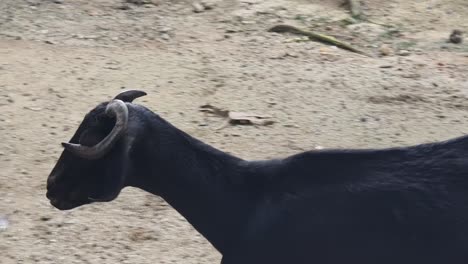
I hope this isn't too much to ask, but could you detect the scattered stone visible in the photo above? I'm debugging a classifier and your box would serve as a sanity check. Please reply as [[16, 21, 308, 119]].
[[268, 51, 289, 60], [341, 17, 358, 25], [379, 65, 393, 68], [44, 40, 55, 45], [285, 52, 298, 58], [0, 216, 8, 231], [241, 20, 255, 25], [397, 49, 410, 56], [23, 106, 42, 111], [192, 2, 205, 13], [346, 23, 386, 40], [159, 27, 172, 33], [86, 9, 102, 16], [73, 35, 97, 40], [160, 34, 170, 40], [125, 0, 156, 5], [26, 0, 40, 6], [401, 73, 421, 79], [104, 66, 121, 70], [115, 4, 131, 10], [283, 124, 299, 128], [379, 44, 394, 56], [40, 216, 51, 221], [129, 229, 158, 242], [200, 0, 216, 10], [449, 29, 463, 44]]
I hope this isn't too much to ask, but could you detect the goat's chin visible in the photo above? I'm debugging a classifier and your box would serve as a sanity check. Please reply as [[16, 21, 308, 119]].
[[88, 188, 122, 203], [49, 198, 90, 211], [87, 195, 117, 203], [48, 187, 122, 210]]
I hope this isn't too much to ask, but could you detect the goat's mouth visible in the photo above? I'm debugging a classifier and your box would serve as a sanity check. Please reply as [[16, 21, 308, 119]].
[[47, 189, 120, 210], [48, 197, 89, 210], [47, 191, 91, 210]]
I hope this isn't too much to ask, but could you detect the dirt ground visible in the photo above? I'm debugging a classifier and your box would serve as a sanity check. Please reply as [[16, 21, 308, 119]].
[[0, 0, 467, 263]]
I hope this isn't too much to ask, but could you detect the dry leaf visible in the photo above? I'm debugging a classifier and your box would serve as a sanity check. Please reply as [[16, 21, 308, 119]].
[[199, 104, 229, 117], [200, 104, 274, 128], [23, 106, 43, 111], [228, 111, 274, 126]]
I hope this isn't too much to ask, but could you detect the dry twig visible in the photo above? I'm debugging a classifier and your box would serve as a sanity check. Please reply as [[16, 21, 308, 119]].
[[268, 24, 370, 57]]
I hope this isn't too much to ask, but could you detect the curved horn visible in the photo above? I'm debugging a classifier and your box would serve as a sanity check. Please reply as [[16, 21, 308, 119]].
[[114, 90, 147, 103], [62, 100, 129, 160]]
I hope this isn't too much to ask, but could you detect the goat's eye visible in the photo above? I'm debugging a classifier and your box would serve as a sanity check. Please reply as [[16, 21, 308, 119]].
[[79, 129, 106, 147]]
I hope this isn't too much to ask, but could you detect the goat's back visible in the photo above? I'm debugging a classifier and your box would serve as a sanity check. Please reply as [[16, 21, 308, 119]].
[[230, 135, 468, 264]]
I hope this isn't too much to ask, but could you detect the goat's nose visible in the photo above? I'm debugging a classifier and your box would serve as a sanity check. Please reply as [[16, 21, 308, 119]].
[[47, 177, 56, 191], [46, 190, 53, 200], [47, 164, 64, 188], [46, 182, 61, 200], [46, 177, 56, 191]]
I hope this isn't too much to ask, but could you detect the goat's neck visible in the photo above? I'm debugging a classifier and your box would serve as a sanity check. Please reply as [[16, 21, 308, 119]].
[[130, 121, 251, 254]]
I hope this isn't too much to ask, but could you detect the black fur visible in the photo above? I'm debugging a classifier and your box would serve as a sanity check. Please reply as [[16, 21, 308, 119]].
[[47, 99, 468, 264]]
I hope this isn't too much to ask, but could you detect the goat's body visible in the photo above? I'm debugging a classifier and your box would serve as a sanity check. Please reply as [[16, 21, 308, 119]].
[[133, 106, 468, 264], [224, 137, 468, 263], [47, 94, 468, 264]]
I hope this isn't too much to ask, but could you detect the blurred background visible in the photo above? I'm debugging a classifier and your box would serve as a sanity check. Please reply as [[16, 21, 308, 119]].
[[0, 0, 467, 263]]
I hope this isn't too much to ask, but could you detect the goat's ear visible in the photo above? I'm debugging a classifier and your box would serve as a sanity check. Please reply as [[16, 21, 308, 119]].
[[114, 90, 147, 103]]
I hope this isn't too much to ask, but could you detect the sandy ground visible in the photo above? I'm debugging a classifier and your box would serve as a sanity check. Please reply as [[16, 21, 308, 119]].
[[1, 0, 467, 263]]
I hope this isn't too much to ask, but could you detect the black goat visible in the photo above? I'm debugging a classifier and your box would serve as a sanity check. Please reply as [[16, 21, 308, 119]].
[[47, 90, 468, 264]]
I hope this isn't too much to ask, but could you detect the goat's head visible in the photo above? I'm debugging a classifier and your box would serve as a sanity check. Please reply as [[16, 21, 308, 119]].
[[46, 90, 147, 210]]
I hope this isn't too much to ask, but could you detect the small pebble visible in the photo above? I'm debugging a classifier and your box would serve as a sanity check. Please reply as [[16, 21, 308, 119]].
[[379, 44, 394, 56], [192, 2, 205, 13], [379, 65, 393, 68], [159, 27, 172, 33], [0, 217, 9, 231], [397, 50, 410, 56], [449, 29, 463, 44], [40, 216, 51, 221]]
